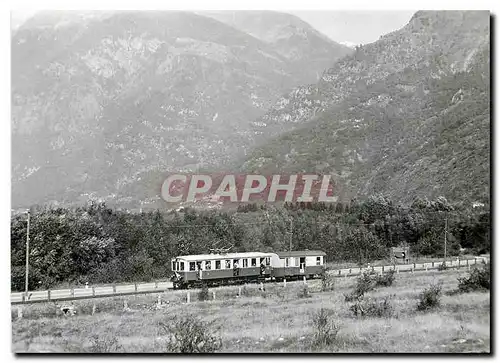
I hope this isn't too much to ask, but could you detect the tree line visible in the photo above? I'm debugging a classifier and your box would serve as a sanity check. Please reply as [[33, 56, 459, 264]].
[[11, 195, 489, 291]]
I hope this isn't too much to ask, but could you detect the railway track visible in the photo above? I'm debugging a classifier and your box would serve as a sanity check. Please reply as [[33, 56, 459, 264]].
[[11, 257, 488, 305]]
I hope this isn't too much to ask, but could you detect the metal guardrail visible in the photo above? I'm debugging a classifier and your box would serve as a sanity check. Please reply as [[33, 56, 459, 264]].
[[11, 257, 488, 305]]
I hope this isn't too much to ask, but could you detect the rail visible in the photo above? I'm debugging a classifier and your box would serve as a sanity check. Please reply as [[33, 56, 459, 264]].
[[11, 257, 488, 305]]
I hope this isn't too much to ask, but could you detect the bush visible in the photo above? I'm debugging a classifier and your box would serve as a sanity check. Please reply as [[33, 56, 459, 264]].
[[375, 269, 395, 287], [416, 284, 442, 311], [159, 315, 222, 353], [321, 269, 335, 292], [87, 335, 122, 353], [349, 296, 394, 318], [457, 263, 490, 293], [345, 270, 376, 301], [438, 262, 448, 271], [311, 308, 340, 347], [298, 285, 311, 299], [198, 284, 210, 301]]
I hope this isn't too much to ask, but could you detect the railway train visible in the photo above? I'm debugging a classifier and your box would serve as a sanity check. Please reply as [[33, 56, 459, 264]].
[[170, 250, 326, 289]]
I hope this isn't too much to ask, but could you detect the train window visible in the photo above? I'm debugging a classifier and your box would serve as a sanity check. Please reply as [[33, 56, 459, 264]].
[[176, 262, 180, 270], [225, 260, 231, 269], [180, 262, 185, 271], [243, 259, 248, 268], [316, 257, 321, 266], [171, 261, 175, 271], [285, 258, 289, 267], [251, 258, 257, 267], [265, 257, 271, 266], [233, 259, 240, 268], [190, 262, 196, 271], [206, 261, 212, 270], [215, 260, 221, 270]]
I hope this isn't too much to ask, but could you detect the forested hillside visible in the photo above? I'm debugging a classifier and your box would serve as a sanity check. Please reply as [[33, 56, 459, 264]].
[[241, 11, 490, 205], [11, 198, 489, 290]]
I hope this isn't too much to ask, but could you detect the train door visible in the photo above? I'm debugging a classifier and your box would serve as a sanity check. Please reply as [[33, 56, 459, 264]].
[[233, 259, 240, 276], [299, 257, 306, 274]]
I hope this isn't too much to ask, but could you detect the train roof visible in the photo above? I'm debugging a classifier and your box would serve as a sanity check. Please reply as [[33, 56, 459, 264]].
[[175, 252, 275, 261], [276, 250, 326, 257]]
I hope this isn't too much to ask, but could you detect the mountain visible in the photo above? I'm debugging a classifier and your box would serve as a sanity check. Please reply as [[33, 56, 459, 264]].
[[200, 11, 352, 84], [240, 11, 490, 205], [11, 11, 352, 209]]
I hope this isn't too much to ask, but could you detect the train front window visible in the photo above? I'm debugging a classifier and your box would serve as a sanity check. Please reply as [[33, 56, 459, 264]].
[[265, 257, 270, 266], [190, 262, 196, 271]]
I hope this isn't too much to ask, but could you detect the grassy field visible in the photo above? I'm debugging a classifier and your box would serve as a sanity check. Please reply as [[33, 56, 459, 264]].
[[11, 268, 490, 353]]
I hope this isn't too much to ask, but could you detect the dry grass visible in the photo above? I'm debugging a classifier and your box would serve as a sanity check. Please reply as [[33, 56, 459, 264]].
[[11, 269, 490, 353]]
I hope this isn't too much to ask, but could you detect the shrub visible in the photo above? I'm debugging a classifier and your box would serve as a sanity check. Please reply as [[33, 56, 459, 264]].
[[321, 269, 335, 292], [375, 269, 395, 287], [416, 284, 442, 311], [311, 308, 340, 347], [349, 296, 394, 318], [345, 270, 376, 301], [87, 335, 122, 353], [298, 285, 311, 299], [159, 315, 222, 353], [457, 263, 490, 293], [438, 262, 447, 271], [198, 284, 210, 301]]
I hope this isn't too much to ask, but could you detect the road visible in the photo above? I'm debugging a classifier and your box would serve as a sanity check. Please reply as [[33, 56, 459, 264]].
[[11, 257, 488, 305]]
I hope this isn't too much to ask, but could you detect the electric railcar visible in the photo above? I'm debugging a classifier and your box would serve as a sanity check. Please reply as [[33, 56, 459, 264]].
[[170, 250, 326, 289]]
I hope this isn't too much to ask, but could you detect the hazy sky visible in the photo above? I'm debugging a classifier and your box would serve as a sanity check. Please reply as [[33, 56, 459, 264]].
[[11, 10, 415, 44], [289, 11, 415, 44]]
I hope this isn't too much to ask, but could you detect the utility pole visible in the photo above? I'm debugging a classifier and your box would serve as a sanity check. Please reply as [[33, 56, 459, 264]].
[[444, 217, 448, 262], [289, 219, 293, 252], [25, 209, 31, 295]]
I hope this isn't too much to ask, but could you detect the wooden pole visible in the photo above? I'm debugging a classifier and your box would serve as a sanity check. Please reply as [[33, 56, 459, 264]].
[[92, 286, 95, 297], [47, 290, 51, 301], [25, 210, 30, 295], [303, 276, 307, 285], [17, 307, 23, 320], [283, 278, 287, 288], [92, 303, 96, 315], [212, 291, 216, 300], [187, 291, 191, 304], [444, 217, 448, 261]]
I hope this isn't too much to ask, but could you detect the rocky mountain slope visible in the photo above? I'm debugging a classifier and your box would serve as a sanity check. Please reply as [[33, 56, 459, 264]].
[[11, 11, 351, 209], [241, 11, 490, 205], [201, 11, 352, 85]]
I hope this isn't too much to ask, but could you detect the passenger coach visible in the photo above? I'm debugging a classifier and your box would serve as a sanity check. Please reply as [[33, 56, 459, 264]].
[[170, 252, 280, 289], [273, 250, 326, 281]]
